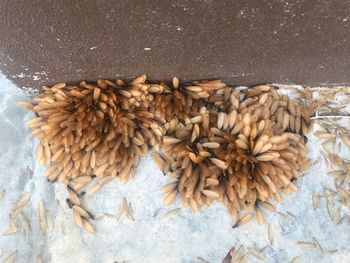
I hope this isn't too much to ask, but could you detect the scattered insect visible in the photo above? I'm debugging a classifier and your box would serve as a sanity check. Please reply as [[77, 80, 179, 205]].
[[291, 256, 300, 263], [255, 206, 264, 225], [297, 241, 316, 249], [197, 257, 209, 263], [233, 214, 253, 228], [312, 193, 320, 210], [247, 246, 266, 260], [13, 192, 30, 211], [164, 208, 181, 219], [38, 201, 47, 235], [268, 224, 275, 245], [312, 236, 324, 255], [3, 250, 18, 263]]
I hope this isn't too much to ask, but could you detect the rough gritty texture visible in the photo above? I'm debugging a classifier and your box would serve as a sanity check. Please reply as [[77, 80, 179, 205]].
[[0, 74, 350, 263], [1, 0, 350, 90]]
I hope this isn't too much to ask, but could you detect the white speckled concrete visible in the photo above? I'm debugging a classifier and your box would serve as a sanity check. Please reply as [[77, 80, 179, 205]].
[[0, 73, 349, 263]]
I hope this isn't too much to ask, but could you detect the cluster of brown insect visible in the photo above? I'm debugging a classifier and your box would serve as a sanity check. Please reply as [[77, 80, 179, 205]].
[[19, 75, 312, 231], [154, 83, 312, 222]]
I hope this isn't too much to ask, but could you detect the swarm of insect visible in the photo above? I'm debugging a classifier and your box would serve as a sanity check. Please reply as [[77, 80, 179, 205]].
[[20, 77, 313, 231], [150, 77, 224, 125], [153, 106, 224, 211], [20, 76, 168, 231], [21, 76, 166, 192], [156, 84, 312, 222]]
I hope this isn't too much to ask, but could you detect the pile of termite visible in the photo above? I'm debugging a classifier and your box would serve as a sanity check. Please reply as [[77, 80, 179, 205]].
[[19, 75, 316, 232]]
